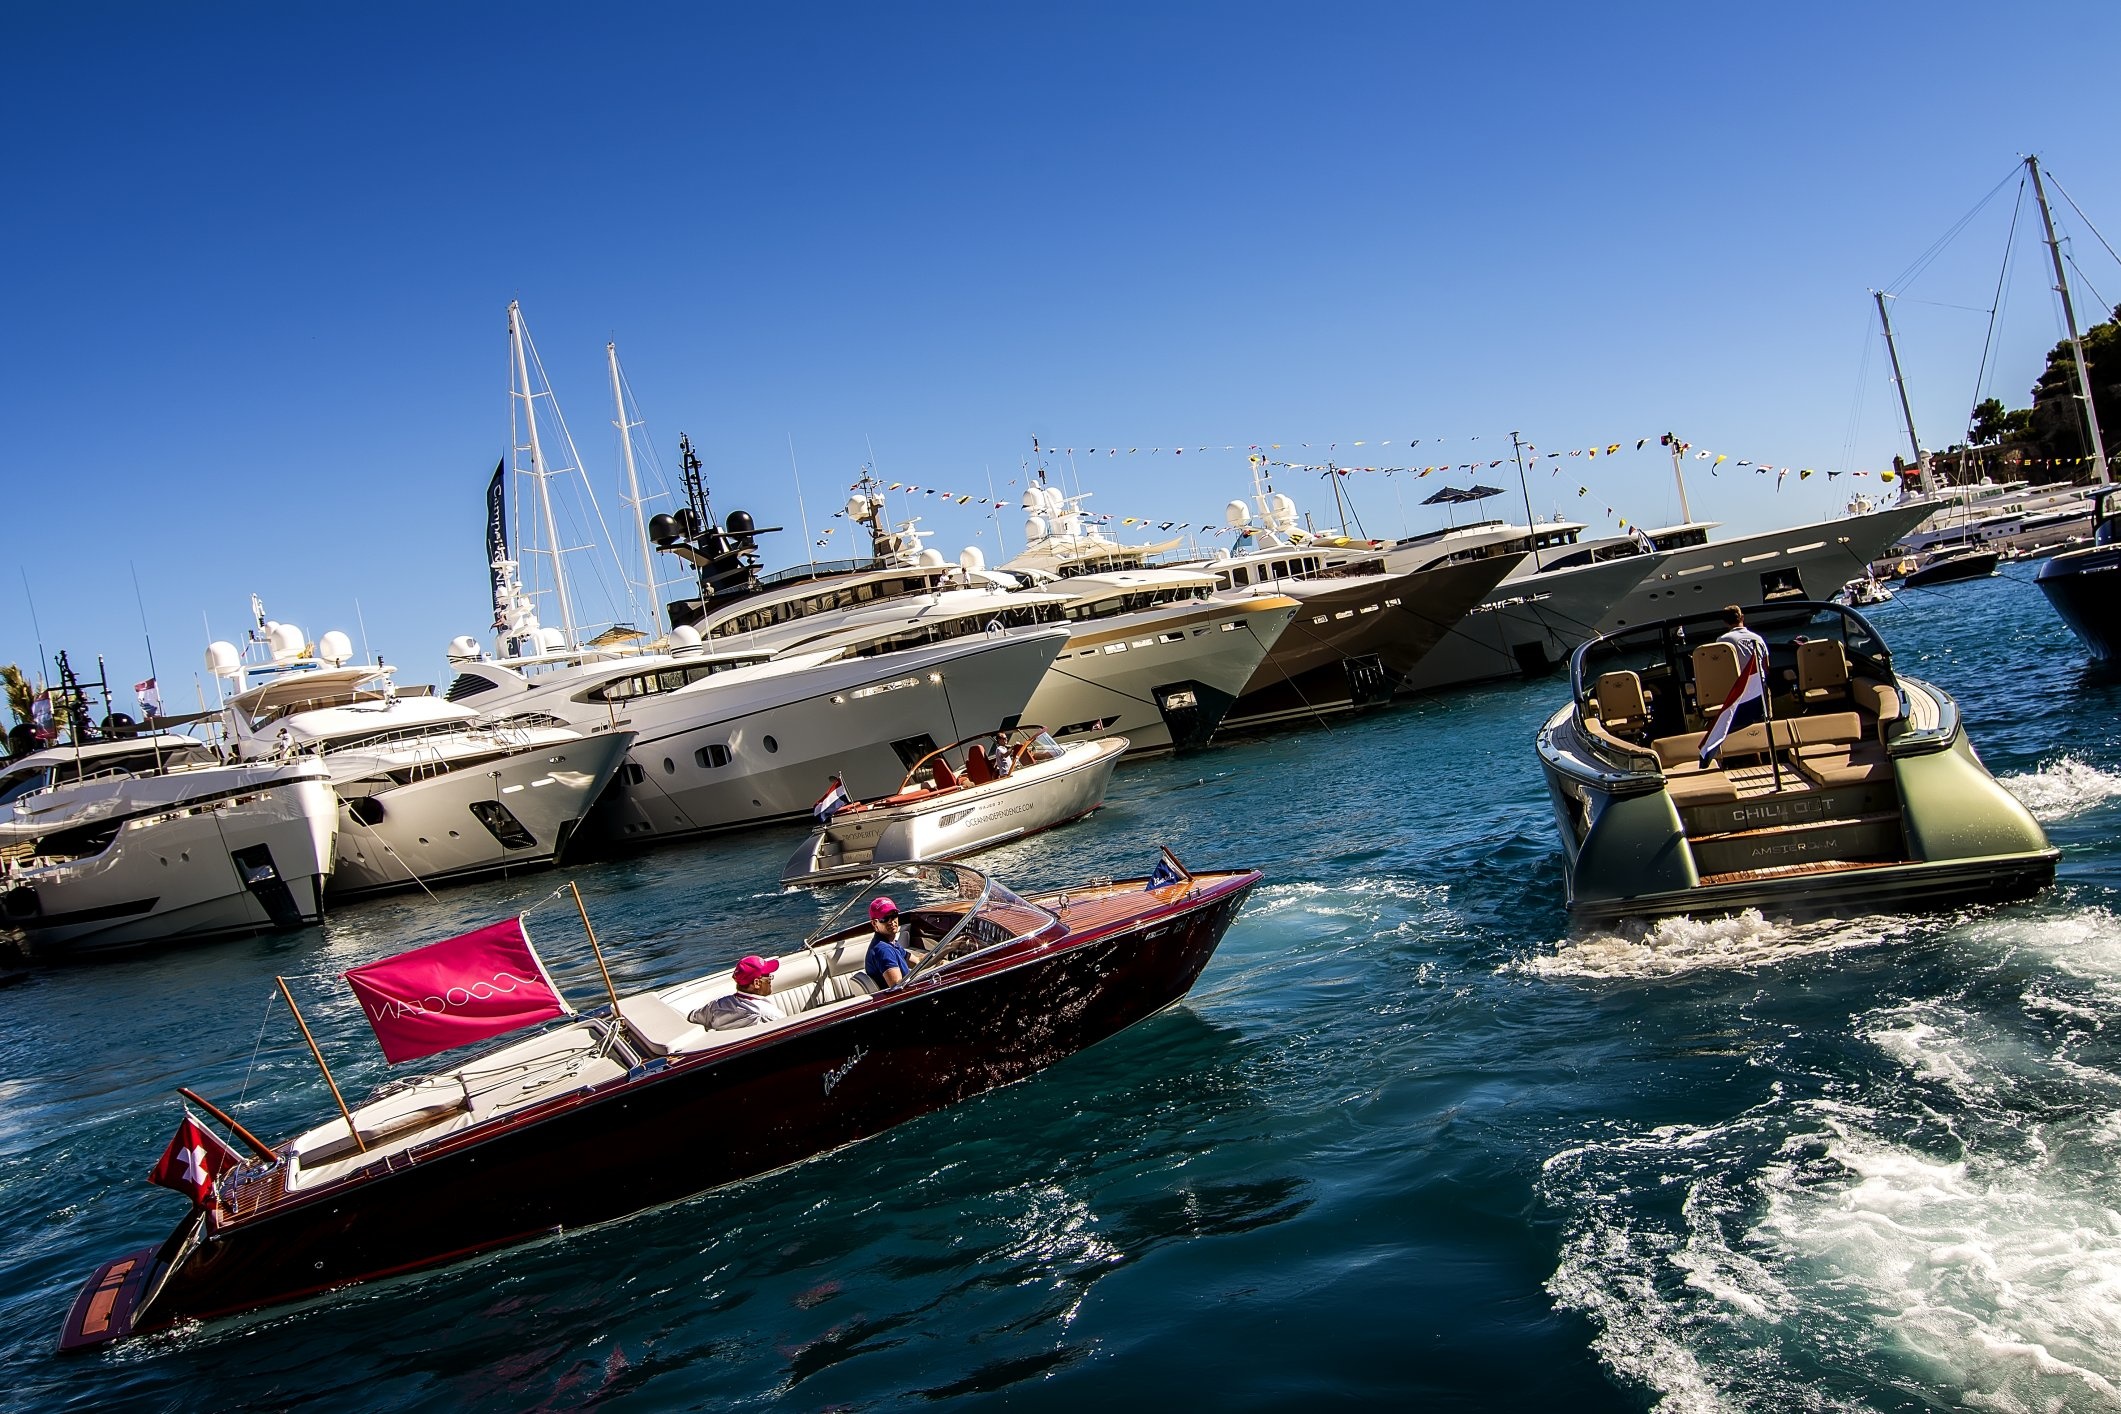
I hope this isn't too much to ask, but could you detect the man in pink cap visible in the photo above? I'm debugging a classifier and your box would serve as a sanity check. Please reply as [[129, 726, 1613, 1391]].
[[693, 954, 781, 1030]]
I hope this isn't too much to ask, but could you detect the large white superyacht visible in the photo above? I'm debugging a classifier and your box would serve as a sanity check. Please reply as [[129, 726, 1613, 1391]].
[[210, 607, 634, 898], [0, 722, 336, 955]]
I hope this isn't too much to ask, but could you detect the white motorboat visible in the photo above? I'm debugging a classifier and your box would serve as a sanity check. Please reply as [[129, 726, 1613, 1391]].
[[1833, 575, 1894, 607], [210, 609, 635, 898], [780, 727, 1126, 885], [0, 736, 336, 954]]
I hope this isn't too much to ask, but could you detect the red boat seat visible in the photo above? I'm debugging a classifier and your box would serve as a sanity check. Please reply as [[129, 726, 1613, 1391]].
[[963, 746, 995, 784], [931, 757, 958, 789]]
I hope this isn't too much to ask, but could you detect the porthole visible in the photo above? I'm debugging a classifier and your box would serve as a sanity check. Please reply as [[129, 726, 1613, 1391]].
[[663, 757, 676, 774], [763, 735, 779, 753]]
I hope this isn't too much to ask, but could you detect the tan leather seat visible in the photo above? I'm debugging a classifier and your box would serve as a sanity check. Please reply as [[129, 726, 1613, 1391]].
[[1796, 639, 1850, 705], [1691, 642, 1741, 722], [1593, 670, 1652, 736]]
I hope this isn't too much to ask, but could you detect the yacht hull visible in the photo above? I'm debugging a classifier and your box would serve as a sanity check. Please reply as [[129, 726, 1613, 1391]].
[[2037, 544, 2121, 660], [328, 732, 636, 898], [1, 769, 337, 954], [588, 632, 1069, 845], [1023, 597, 1298, 754], [1597, 501, 1935, 632], [1392, 555, 1656, 693]]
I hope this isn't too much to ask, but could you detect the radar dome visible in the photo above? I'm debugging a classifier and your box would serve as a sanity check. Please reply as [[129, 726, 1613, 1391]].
[[206, 640, 242, 677], [535, 627, 565, 651], [1023, 515, 1050, 543], [1042, 486, 1066, 515], [317, 630, 353, 665], [648, 513, 680, 545], [959, 545, 986, 571], [916, 548, 946, 568], [266, 621, 305, 661], [725, 510, 755, 535], [1224, 500, 1251, 527], [1021, 489, 1044, 511], [1268, 493, 1298, 530], [445, 635, 482, 663], [668, 624, 701, 647]]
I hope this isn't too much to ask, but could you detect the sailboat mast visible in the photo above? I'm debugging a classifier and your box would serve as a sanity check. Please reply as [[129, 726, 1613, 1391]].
[[510, 302, 578, 649], [1511, 431, 1542, 572], [2027, 155, 2112, 485], [1873, 290, 1925, 470], [607, 343, 663, 633]]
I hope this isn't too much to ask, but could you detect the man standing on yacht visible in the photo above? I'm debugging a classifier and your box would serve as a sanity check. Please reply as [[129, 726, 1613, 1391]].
[[1698, 606, 1771, 766]]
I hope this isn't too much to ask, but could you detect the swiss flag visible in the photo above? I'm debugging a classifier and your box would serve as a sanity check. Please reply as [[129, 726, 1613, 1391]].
[[148, 1110, 240, 1207]]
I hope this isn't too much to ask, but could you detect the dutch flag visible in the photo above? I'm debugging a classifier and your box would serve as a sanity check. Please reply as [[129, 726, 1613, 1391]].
[[813, 777, 850, 824], [1697, 651, 1767, 766]]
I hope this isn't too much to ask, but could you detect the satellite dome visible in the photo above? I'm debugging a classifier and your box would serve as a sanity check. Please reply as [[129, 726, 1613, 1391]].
[[959, 545, 986, 571], [1268, 493, 1298, 530], [445, 635, 482, 663], [1041, 486, 1066, 515], [669, 624, 701, 647], [265, 621, 305, 661], [206, 640, 242, 677], [726, 510, 755, 535], [1021, 489, 1044, 511], [535, 626, 565, 651], [317, 630, 353, 665], [648, 513, 680, 545], [1023, 515, 1050, 544], [1224, 499, 1251, 527], [916, 547, 946, 568]]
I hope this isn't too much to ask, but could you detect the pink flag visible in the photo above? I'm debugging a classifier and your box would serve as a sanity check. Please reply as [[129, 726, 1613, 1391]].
[[345, 918, 568, 1064]]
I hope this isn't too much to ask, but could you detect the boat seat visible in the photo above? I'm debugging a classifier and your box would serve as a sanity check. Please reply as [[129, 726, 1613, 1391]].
[[1853, 678, 1901, 737], [1796, 639, 1850, 705], [1691, 642, 1741, 721], [1593, 671, 1652, 736], [1654, 731, 1709, 770], [1664, 764, 1739, 807], [963, 746, 995, 784], [618, 992, 708, 1057], [1790, 738, 1895, 788], [930, 757, 958, 789]]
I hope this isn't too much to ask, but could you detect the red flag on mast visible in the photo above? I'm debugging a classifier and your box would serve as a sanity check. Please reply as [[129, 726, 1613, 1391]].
[[149, 1110, 240, 1206], [345, 917, 569, 1064]]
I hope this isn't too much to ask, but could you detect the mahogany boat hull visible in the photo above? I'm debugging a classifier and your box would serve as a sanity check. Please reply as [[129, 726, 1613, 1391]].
[[61, 870, 1258, 1350]]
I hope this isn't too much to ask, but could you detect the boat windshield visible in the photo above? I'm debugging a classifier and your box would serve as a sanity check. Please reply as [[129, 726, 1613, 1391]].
[[807, 861, 1059, 973], [1571, 600, 1894, 711]]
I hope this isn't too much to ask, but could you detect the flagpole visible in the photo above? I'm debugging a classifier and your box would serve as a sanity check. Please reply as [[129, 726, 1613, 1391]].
[[571, 882, 624, 1014], [176, 1086, 279, 1162], [1761, 649, 1786, 793], [276, 977, 364, 1153]]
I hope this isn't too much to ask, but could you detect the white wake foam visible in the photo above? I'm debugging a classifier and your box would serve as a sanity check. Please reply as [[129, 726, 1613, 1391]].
[[1521, 910, 1912, 981], [1999, 756, 2121, 822]]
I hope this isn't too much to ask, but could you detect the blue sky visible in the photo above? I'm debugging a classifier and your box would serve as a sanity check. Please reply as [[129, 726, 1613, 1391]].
[[6, 2, 2120, 707]]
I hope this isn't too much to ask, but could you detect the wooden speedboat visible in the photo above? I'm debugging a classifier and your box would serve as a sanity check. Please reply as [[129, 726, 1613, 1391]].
[[1536, 601, 2054, 927], [780, 728, 1126, 885], [2036, 486, 2121, 661], [58, 854, 1258, 1351]]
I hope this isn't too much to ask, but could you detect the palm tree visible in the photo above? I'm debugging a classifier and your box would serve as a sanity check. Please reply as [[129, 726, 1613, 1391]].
[[3, 664, 33, 727]]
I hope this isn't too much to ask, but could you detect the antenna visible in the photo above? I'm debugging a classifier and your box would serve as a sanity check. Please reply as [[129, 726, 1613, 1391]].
[[20, 568, 49, 691], [129, 561, 159, 688], [788, 433, 815, 569]]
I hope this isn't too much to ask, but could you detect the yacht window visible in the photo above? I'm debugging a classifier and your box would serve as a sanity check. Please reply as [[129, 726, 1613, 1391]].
[[445, 674, 498, 702], [0, 768, 54, 806], [695, 744, 731, 768], [1232, 567, 1251, 586]]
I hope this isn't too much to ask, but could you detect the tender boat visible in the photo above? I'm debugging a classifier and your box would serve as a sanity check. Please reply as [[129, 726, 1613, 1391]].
[[1898, 547, 2000, 588], [780, 727, 1126, 885], [58, 854, 1259, 1351], [2036, 485, 2121, 660], [0, 736, 337, 954], [1535, 600, 2055, 926], [1833, 575, 1894, 607]]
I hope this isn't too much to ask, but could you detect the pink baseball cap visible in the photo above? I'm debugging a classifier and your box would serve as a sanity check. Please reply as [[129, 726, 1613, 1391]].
[[868, 897, 899, 922], [732, 955, 779, 986]]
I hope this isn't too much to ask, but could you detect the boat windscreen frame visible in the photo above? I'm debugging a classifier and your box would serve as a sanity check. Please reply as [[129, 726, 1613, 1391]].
[[801, 861, 1059, 976], [1567, 599, 1895, 714]]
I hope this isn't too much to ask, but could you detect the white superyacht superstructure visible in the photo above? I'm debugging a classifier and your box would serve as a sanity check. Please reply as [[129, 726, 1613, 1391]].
[[210, 611, 634, 898]]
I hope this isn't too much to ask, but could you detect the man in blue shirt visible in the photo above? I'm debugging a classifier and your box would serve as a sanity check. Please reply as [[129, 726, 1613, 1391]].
[[864, 897, 923, 987]]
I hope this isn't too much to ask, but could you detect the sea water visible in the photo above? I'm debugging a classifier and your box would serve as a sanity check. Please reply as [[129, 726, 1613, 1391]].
[[5, 569, 2119, 1411]]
